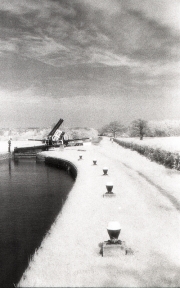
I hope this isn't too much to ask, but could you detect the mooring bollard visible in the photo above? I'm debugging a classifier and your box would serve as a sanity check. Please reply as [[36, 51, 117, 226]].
[[101, 221, 122, 256], [93, 159, 97, 165], [107, 221, 121, 241], [103, 181, 115, 197], [103, 167, 108, 175], [106, 182, 113, 193], [101, 221, 133, 256], [79, 155, 82, 160]]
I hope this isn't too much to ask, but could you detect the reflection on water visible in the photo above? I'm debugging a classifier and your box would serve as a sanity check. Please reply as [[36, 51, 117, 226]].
[[0, 158, 74, 287]]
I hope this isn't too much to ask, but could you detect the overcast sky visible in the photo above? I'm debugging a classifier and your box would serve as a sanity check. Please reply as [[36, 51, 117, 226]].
[[0, 0, 180, 128]]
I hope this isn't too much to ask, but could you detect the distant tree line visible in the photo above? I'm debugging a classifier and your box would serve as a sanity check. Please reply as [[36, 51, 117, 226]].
[[0, 126, 99, 141], [99, 119, 180, 140]]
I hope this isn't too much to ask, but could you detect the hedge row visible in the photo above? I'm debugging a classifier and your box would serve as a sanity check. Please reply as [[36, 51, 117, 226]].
[[114, 139, 180, 170]]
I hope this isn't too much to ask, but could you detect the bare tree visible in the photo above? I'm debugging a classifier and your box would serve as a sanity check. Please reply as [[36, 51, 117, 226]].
[[100, 121, 124, 138], [130, 119, 148, 140]]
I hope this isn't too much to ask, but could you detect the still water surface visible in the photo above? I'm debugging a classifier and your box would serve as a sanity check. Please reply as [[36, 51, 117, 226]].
[[0, 158, 74, 287]]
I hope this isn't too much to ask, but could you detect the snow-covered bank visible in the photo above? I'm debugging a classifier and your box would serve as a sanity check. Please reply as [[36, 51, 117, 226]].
[[17, 137, 180, 287], [117, 136, 180, 153], [115, 137, 180, 170]]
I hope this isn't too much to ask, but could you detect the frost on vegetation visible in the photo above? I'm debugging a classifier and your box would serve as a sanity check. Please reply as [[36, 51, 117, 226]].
[[148, 120, 180, 137], [0, 128, 49, 141], [65, 127, 98, 139], [0, 127, 98, 141], [115, 138, 180, 170]]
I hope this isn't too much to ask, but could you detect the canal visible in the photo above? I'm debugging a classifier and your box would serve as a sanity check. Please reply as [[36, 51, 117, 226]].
[[0, 157, 74, 287]]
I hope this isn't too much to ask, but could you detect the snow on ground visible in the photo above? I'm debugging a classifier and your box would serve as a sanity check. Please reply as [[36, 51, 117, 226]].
[[117, 136, 180, 153], [18, 137, 180, 287]]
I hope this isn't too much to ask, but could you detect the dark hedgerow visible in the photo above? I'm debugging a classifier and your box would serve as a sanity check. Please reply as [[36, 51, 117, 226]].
[[114, 139, 180, 171]]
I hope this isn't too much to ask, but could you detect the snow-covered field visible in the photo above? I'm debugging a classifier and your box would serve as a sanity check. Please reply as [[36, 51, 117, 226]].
[[18, 137, 180, 287], [1, 137, 180, 155], [0, 137, 179, 286], [117, 136, 180, 153]]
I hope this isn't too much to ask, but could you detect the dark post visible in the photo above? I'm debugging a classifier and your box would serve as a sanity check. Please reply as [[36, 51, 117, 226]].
[[8, 139, 11, 153]]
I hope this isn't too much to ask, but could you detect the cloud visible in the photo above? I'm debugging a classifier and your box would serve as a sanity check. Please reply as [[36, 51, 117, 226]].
[[0, 1, 180, 129], [0, 39, 16, 53], [0, 0, 179, 82], [19, 35, 69, 58], [0, 86, 42, 104], [81, 0, 121, 15], [90, 49, 139, 67], [125, 0, 180, 33]]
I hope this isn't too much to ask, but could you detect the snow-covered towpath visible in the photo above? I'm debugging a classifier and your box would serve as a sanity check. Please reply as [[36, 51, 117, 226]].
[[19, 137, 180, 287]]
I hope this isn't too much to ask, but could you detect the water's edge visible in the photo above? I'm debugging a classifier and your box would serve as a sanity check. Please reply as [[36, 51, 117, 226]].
[[44, 156, 77, 180], [17, 154, 78, 286], [0, 152, 12, 160], [0, 151, 77, 287], [0, 152, 78, 180]]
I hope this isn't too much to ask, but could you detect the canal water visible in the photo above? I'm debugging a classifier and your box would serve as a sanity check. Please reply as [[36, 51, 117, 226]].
[[0, 158, 74, 287]]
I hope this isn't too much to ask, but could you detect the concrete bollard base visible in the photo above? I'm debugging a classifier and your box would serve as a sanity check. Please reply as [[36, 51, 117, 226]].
[[103, 193, 116, 197], [102, 241, 133, 257]]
